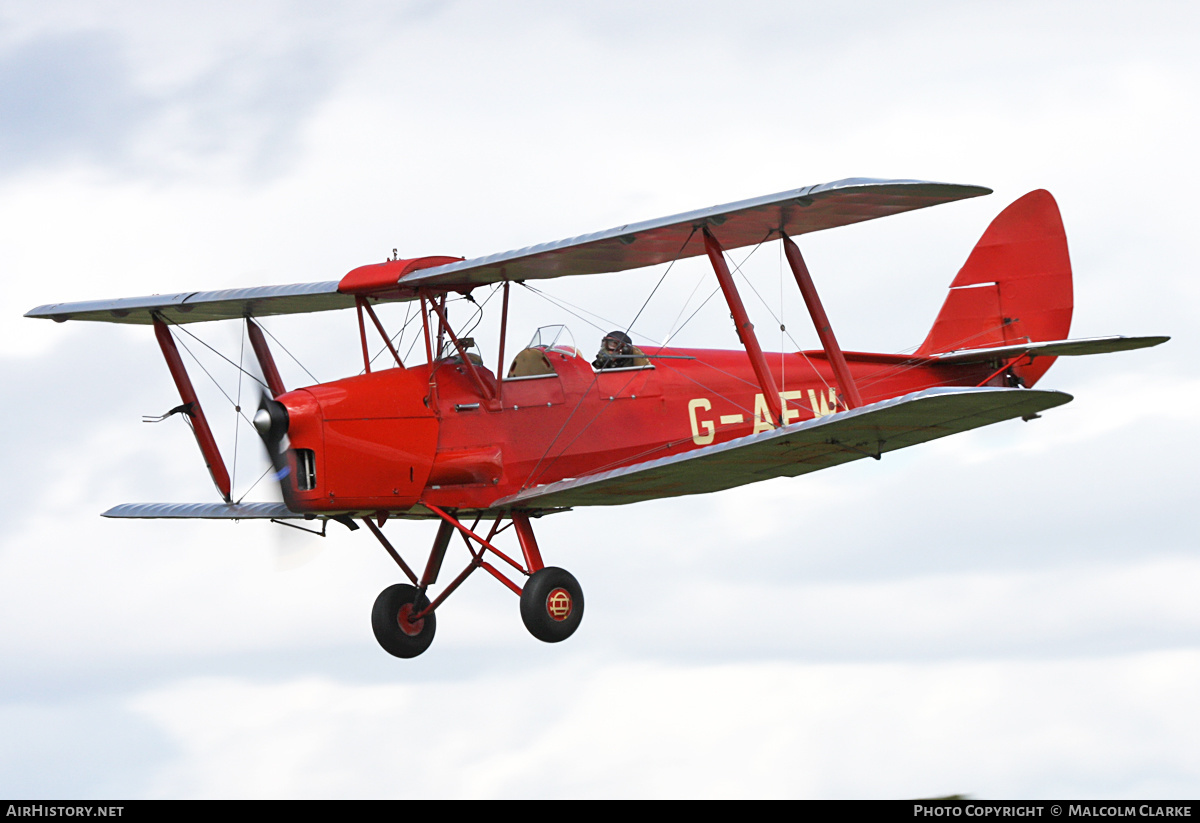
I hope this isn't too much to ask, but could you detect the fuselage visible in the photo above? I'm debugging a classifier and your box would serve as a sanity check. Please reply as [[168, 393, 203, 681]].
[[276, 343, 1001, 514]]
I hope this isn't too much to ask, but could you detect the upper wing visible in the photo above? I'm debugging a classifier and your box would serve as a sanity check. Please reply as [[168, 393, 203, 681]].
[[26, 280, 349, 327], [492, 386, 1071, 510], [395, 178, 989, 291], [26, 178, 988, 325]]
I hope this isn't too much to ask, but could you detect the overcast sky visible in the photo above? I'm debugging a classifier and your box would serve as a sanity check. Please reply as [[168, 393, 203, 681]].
[[1, 0, 1197, 798]]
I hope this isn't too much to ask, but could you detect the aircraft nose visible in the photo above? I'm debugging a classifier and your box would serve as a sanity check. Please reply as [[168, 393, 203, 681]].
[[253, 408, 272, 437], [254, 398, 290, 442]]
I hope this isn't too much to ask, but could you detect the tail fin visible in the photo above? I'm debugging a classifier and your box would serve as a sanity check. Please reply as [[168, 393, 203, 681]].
[[916, 190, 1073, 386]]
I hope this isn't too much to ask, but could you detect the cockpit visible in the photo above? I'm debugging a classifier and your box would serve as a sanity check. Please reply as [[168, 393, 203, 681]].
[[503, 325, 654, 378], [438, 337, 485, 366], [435, 324, 653, 382], [507, 325, 579, 378]]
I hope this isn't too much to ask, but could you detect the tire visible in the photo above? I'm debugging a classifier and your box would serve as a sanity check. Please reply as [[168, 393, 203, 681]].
[[371, 583, 436, 658], [520, 567, 584, 643]]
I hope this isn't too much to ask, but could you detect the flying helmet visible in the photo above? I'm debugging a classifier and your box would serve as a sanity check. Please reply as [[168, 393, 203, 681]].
[[602, 330, 632, 351]]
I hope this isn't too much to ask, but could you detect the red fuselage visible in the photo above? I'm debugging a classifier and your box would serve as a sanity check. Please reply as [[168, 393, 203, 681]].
[[275, 343, 1001, 515]]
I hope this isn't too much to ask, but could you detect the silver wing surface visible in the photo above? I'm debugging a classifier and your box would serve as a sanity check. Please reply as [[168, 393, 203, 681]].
[[104, 502, 304, 519], [397, 178, 989, 290], [26, 280, 349, 327], [26, 178, 988, 325], [493, 387, 1071, 510], [931, 335, 1169, 364]]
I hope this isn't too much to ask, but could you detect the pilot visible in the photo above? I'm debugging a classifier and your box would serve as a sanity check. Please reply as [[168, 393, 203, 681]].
[[593, 330, 648, 370]]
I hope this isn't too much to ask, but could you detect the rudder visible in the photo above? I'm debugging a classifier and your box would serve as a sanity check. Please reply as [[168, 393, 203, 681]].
[[916, 190, 1073, 386]]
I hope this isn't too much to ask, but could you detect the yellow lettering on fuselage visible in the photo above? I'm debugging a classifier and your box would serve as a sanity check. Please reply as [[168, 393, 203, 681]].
[[753, 393, 773, 434], [689, 388, 839, 443], [688, 398, 714, 445], [781, 390, 806, 424], [808, 387, 837, 417]]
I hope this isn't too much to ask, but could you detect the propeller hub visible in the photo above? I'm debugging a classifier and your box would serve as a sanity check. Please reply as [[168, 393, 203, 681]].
[[253, 407, 273, 438], [254, 398, 290, 444]]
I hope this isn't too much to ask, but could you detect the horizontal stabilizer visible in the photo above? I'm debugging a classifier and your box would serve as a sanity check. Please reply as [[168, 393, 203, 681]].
[[26, 178, 988, 325], [104, 502, 305, 519], [494, 387, 1071, 509], [933, 335, 1169, 364]]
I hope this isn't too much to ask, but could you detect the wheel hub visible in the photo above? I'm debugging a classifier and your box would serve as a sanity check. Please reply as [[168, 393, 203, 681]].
[[546, 587, 573, 621], [397, 603, 426, 636]]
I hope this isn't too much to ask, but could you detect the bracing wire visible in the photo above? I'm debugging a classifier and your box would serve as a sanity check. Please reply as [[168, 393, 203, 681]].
[[235, 465, 274, 505], [624, 227, 696, 338], [659, 235, 768, 349], [172, 335, 254, 426], [520, 283, 622, 336], [167, 318, 269, 391], [255, 320, 320, 385]]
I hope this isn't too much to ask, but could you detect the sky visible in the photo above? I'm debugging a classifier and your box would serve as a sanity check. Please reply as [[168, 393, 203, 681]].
[[0, 0, 1197, 799]]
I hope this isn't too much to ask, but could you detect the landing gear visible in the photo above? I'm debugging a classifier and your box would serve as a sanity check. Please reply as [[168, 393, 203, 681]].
[[363, 508, 583, 658], [371, 583, 436, 658], [520, 566, 584, 643]]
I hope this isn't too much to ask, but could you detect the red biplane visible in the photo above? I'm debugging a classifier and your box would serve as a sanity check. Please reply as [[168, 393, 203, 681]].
[[26, 178, 1166, 658]]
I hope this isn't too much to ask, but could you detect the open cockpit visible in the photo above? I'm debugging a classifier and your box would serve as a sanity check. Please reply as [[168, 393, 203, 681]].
[[506, 325, 580, 378]]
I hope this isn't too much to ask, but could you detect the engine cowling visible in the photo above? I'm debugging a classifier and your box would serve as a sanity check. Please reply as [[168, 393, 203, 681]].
[[277, 368, 439, 512]]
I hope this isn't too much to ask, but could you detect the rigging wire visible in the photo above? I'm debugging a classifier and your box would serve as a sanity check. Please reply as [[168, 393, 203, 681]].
[[520, 232, 778, 489], [580, 437, 696, 477], [366, 299, 418, 370], [166, 324, 282, 502], [166, 318, 269, 391], [360, 303, 417, 374], [519, 283, 619, 336], [518, 233, 697, 489], [255, 320, 320, 385], [661, 268, 710, 347], [403, 298, 427, 363], [658, 237, 766, 349], [624, 227, 696, 338], [173, 333, 254, 426], [235, 464, 274, 505], [725, 240, 832, 394], [520, 362, 649, 489], [522, 229, 760, 488]]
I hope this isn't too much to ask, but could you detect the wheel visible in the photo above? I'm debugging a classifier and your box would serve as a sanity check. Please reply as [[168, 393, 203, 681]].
[[520, 567, 584, 643], [371, 583, 436, 658]]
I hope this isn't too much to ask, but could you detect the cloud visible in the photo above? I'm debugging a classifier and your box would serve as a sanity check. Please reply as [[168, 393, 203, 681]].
[[0, 26, 339, 181], [2, 0, 1197, 799], [100, 652, 1200, 798], [0, 31, 148, 173]]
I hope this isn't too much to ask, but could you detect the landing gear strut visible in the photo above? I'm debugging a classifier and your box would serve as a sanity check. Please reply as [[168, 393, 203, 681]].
[[364, 508, 583, 658]]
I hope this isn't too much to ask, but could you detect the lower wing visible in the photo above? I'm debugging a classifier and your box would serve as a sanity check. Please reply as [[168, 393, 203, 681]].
[[494, 386, 1072, 509]]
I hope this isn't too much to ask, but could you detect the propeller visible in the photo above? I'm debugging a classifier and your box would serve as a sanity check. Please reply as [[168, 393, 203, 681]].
[[253, 389, 297, 510], [252, 389, 326, 570], [244, 323, 327, 570]]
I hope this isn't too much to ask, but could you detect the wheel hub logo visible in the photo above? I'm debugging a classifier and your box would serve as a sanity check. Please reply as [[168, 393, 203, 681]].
[[547, 588, 573, 621]]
